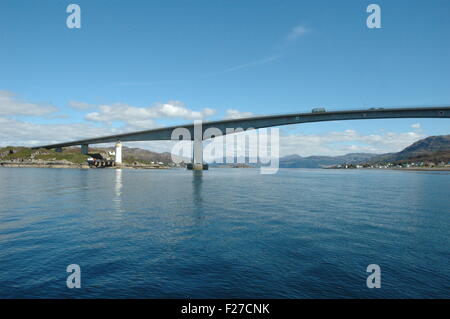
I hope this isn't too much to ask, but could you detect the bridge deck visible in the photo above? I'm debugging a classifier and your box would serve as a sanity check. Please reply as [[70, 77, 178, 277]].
[[34, 106, 450, 149]]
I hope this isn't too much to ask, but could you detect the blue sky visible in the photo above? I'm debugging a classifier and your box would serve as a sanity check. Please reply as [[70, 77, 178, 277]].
[[0, 0, 449, 155]]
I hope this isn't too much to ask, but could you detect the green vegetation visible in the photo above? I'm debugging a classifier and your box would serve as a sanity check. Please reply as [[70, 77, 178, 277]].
[[0, 147, 89, 164], [0, 147, 33, 160], [34, 152, 89, 164], [0, 146, 172, 167], [122, 156, 153, 165]]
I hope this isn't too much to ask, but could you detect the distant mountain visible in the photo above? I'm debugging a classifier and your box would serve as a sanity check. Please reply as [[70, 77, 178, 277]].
[[279, 153, 377, 168], [367, 134, 450, 164], [278, 134, 450, 168], [112, 147, 176, 164]]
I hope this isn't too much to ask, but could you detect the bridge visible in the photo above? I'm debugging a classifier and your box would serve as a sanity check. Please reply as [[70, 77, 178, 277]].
[[34, 106, 450, 169]]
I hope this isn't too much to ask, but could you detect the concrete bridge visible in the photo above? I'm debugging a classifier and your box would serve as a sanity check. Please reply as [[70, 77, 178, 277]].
[[34, 106, 450, 169]]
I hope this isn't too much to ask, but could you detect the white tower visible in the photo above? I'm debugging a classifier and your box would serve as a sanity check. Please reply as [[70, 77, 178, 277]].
[[115, 141, 123, 165]]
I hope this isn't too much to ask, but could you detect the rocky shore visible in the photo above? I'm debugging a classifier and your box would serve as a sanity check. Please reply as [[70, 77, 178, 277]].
[[0, 159, 89, 169]]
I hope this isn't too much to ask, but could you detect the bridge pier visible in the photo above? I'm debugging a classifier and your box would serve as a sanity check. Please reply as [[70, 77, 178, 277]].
[[81, 144, 89, 155], [115, 142, 123, 166], [55, 147, 62, 153], [192, 139, 204, 170], [187, 137, 208, 170]]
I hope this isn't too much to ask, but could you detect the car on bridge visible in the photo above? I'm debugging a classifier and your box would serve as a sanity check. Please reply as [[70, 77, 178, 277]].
[[312, 107, 326, 113]]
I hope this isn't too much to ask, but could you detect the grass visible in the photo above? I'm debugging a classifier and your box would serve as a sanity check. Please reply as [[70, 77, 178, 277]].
[[122, 156, 154, 165], [0, 147, 33, 160], [0, 147, 89, 164], [1, 147, 165, 166], [34, 152, 89, 164]]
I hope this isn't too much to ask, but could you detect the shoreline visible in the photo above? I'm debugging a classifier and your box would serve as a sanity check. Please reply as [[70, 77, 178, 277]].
[[372, 167, 450, 171], [324, 167, 450, 171], [2, 163, 449, 171], [0, 162, 172, 170]]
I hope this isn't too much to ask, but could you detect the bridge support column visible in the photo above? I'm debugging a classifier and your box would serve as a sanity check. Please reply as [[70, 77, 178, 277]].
[[55, 147, 62, 153], [115, 142, 123, 166], [192, 139, 203, 170], [81, 144, 89, 155]]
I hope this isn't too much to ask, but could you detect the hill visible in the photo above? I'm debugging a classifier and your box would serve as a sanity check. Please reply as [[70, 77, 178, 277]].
[[366, 135, 450, 164], [279, 153, 376, 168], [278, 135, 450, 168], [0, 146, 180, 167]]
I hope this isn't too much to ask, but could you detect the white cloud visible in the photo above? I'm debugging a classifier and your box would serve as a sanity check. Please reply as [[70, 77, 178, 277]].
[[0, 117, 122, 147], [411, 123, 421, 129], [85, 101, 216, 129], [0, 90, 57, 116], [278, 129, 425, 156], [225, 109, 254, 119], [69, 101, 96, 110], [0, 92, 218, 146], [204, 128, 426, 159], [286, 25, 309, 42]]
